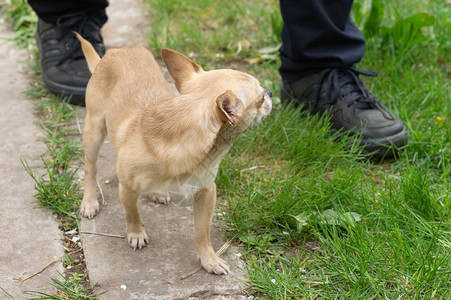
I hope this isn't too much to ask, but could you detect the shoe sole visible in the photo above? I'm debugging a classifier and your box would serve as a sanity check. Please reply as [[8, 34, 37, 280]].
[[280, 84, 409, 158], [280, 83, 297, 106], [41, 75, 86, 106], [359, 127, 409, 159], [35, 32, 86, 106]]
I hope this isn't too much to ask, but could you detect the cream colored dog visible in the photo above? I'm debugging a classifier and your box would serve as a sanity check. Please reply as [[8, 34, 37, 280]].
[[77, 33, 272, 275]]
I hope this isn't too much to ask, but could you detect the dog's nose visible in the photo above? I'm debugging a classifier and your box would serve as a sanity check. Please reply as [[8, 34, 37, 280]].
[[265, 89, 273, 98]]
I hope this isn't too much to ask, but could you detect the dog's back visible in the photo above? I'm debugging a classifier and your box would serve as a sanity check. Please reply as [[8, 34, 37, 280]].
[[77, 34, 174, 116]]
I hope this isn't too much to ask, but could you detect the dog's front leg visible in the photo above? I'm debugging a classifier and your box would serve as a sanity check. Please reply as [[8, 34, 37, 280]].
[[193, 183, 230, 275], [119, 183, 149, 250]]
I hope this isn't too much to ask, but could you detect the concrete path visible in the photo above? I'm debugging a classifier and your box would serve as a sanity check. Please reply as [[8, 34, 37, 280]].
[[0, 21, 64, 298], [80, 0, 248, 299]]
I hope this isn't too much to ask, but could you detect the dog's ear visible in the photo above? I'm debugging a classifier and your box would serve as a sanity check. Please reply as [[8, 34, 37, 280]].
[[216, 90, 244, 126], [161, 48, 203, 91]]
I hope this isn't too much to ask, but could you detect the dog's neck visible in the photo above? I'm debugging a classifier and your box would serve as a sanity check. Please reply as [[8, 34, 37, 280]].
[[207, 123, 242, 155], [140, 94, 228, 176], [196, 123, 240, 168]]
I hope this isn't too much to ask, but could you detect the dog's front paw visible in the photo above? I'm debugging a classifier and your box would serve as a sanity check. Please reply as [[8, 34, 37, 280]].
[[127, 230, 150, 250], [150, 196, 171, 205], [200, 255, 231, 275], [80, 201, 99, 219]]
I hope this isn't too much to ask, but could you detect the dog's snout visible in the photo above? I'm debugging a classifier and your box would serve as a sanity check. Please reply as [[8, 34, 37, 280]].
[[265, 89, 273, 98]]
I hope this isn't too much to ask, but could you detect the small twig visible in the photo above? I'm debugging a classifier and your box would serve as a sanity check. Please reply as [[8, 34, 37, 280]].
[[240, 165, 264, 173], [14, 248, 82, 284], [80, 231, 125, 239], [96, 178, 107, 205], [180, 239, 231, 280], [303, 276, 329, 286], [74, 112, 83, 135], [64, 235, 80, 245]]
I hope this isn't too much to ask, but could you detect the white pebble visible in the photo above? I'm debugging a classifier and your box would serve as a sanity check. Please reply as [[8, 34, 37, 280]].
[[65, 229, 78, 235]]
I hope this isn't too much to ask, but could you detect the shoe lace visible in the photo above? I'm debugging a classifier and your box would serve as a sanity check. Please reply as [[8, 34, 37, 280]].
[[56, 12, 103, 65], [311, 66, 378, 114]]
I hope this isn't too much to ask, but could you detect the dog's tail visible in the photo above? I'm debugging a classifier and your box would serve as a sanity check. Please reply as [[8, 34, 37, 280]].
[[74, 32, 101, 73]]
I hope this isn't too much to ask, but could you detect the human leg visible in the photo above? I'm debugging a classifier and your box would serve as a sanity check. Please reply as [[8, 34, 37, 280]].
[[279, 0, 408, 158]]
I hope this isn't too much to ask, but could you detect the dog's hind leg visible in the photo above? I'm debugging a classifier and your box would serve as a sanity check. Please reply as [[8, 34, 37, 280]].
[[193, 183, 230, 275], [80, 112, 107, 219], [119, 183, 149, 250]]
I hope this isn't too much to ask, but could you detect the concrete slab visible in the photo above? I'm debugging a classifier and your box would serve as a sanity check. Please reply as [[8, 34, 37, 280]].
[[0, 21, 64, 298], [79, 0, 248, 298]]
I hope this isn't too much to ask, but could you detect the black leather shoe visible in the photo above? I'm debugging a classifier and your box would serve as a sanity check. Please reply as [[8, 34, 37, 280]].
[[35, 12, 106, 105], [280, 67, 408, 158]]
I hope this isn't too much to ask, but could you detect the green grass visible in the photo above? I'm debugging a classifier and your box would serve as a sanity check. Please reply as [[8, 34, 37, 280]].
[[24, 273, 105, 300], [22, 83, 83, 227], [146, 0, 450, 298], [1, 0, 37, 48], [146, 0, 282, 93]]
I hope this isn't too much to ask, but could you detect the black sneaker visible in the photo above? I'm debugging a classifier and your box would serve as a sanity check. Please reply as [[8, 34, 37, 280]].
[[35, 12, 106, 105], [280, 67, 408, 158]]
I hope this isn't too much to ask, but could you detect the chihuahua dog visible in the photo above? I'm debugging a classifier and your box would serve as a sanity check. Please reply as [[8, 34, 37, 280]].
[[76, 33, 272, 275]]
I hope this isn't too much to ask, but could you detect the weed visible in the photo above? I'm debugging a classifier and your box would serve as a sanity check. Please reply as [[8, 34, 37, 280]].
[[1, 0, 36, 48], [24, 273, 105, 300], [23, 159, 81, 219]]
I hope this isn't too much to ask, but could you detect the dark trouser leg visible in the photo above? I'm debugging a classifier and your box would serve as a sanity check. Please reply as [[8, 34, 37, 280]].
[[279, 0, 366, 83], [28, 0, 109, 26]]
